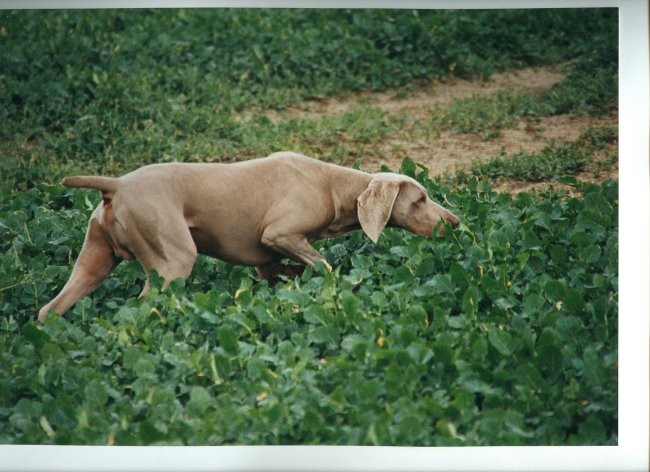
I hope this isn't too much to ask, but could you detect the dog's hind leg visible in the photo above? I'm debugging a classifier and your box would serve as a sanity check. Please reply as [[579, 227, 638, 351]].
[[38, 217, 118, 321]]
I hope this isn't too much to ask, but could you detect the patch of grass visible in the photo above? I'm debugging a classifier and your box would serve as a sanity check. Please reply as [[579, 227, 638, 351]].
[[470, 145, 589, 183], [415, 19, 617, 140], [447, 126, 617, 184], [420, 53, 616, 141], [541, 31, 618, 116], [424, 88, 554, 139]]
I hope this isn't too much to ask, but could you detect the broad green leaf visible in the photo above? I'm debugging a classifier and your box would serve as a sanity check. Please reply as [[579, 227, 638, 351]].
[[216, 326, 239, 355], [488, 325, 514, 356], [21, 324, 51, 350], [462, 285, 481, 316], [186, 386, 213, 416], [84, 380, 108, 408], [537, 328, 564, 374], [544, 280, 566, 302], [579, 245, 602, 265], [399, 157, 417, 177]]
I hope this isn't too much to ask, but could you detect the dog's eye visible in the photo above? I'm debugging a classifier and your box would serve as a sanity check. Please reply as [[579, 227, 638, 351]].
[[415, 195, 427, 205]]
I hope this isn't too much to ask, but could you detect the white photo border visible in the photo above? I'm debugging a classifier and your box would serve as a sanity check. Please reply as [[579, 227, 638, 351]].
[[0, 0, 647, 471]]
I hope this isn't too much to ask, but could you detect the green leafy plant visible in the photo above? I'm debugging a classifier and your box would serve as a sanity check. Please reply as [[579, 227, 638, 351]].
[[0, 164, 618, 445], [447, 126, 617, 184], [426, 88, 553, 138]]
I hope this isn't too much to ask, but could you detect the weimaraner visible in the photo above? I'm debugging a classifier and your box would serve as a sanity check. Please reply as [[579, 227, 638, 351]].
[[38, 151, 460, 321]]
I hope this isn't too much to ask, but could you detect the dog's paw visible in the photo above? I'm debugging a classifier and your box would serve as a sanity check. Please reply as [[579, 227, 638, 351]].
[[314, 259, 333, 273]]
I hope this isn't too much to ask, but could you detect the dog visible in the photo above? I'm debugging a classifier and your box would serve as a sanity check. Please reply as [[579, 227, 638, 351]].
[[38, 152, 460, 320]]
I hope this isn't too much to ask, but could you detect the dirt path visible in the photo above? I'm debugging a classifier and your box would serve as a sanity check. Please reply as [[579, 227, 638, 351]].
[[371, 113, 616, 178], [267, 65, 618, 190], [282, 66, 566, 120]]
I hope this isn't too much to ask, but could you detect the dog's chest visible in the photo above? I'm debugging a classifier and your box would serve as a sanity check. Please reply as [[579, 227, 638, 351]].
[[318, 221, 361, 239]]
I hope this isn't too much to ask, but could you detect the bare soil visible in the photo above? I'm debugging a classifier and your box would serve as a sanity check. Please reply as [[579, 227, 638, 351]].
[[267, 65, 618, 193], [282, 66, 566, 120], [370, 113, 617, 177]]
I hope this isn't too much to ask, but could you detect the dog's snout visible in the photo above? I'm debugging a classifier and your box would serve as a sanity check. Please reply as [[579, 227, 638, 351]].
[[446, 213, 460, 228]]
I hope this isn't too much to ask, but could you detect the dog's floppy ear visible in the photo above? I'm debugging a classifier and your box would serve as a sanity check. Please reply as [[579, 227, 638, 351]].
[[357, 177, 401, 243]]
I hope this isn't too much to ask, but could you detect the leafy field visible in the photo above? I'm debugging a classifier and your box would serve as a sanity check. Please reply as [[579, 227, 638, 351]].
[[0, 8, 618, 446]]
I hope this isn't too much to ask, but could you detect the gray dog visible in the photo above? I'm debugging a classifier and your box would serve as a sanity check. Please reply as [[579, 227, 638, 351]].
[[39, 152, 460, 320]]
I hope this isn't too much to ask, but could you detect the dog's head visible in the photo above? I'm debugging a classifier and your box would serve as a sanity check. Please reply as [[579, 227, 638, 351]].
[[357, 173, 460, 243]]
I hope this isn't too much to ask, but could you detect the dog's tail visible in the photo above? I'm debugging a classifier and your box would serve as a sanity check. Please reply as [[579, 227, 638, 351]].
[[63, 175, 119, 201]]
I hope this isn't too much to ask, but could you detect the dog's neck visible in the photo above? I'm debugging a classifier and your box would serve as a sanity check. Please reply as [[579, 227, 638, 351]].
[[326, 167, 374, 233]]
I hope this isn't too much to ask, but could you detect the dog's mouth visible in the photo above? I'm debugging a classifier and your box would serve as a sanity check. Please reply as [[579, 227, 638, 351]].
[[431, 213, 460, 237]]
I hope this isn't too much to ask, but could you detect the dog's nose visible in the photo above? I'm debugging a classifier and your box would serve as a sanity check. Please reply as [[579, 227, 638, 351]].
[[446, 213, 460, 228]]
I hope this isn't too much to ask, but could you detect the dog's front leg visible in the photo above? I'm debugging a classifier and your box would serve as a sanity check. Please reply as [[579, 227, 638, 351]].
[[260, 230, 332, 271], [256, 260, 306, 283]]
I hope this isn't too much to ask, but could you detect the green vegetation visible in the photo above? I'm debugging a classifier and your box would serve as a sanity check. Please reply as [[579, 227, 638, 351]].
[[426, 88, 551, 139], [0, 8, 617, 446], [0, 164, 618, 446], [449, 126, 618, 184], [1, 8, 616, 185]]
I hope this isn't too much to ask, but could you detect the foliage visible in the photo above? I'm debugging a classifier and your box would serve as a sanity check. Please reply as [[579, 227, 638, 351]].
[[0, 8, 617, 186], [0, 162, 618, 445], [425, 88, 552, 139], [541, 28, 618, 116], [424, 62, 617, 140], [449, 126, 618, 184]]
